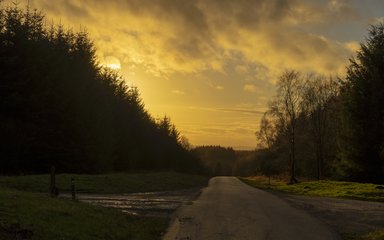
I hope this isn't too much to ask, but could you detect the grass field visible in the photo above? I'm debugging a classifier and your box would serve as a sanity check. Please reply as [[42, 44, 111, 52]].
[[0, 172, 209, 239], [240, 176, 384, 202], [0, 187, 168, 240], [0, 171, 209, 194]]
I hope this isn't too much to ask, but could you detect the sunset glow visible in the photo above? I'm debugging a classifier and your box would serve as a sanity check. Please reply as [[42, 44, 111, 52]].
[[104, 56, 121, 70], [8, 0, 384, 149], [106, 63, 121, 70]]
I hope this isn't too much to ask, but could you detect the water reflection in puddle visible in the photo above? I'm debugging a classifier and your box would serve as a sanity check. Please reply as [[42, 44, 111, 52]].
[[62, 189, 199, 217]]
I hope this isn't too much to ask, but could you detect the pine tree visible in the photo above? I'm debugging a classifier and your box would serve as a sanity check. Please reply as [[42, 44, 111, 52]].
[[341, 23, 384, 183]]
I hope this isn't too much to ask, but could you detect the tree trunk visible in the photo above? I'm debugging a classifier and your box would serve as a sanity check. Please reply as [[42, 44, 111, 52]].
[[316, 143, 321, 180], [319, 140, 324, 180], [289, 131, 298, 184], [268, 175, 271, 185], [50, 166, 56, 197]]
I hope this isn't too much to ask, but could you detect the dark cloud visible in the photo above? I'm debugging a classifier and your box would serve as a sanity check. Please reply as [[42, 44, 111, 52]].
[[38, 0, 91, 20], [120, 30, 140, 39], [23, 0, 370, 76], [218, 108, 265, 115], [199, 0, 296, 29]]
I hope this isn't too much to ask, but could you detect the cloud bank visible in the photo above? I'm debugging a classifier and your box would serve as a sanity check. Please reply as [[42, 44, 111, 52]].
[[7, 0, 383, 148], [24, 0, 368, 76]]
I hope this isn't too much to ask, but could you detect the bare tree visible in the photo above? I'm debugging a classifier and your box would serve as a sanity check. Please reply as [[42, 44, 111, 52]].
[[256, 111, 277, 149], [270, 70, 304, 184], [302, 75, 339, 180]]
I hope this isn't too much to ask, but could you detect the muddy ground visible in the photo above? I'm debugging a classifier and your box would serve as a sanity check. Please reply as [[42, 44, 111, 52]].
[[62, 188, 201, 217]]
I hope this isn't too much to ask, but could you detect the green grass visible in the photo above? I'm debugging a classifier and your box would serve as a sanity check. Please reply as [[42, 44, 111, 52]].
[[0, 171, 209, 194], [0, 172, 209, 239], [360, 230, 384, 240], [240, 176, 384, 202], [241, 176, 384, 240], [0, 187, 168, 240], [342, 230, 384, 240]]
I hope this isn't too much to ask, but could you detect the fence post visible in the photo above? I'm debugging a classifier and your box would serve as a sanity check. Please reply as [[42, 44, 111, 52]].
[[71, 177, 76, 201], [50, 166, 56, 197]]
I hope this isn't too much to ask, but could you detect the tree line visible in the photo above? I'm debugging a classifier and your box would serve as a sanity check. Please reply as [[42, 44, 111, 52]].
[[192, 146, 236, 176], [255, 23, 384, 184], [192, 146, 260, 176], [0, 5, 204, 174]]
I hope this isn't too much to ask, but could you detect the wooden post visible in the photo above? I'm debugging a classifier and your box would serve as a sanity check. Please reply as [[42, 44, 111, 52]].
[[71, 177, 76, 201], [50, 166, 56, 197], [268, 175, 271, 185]]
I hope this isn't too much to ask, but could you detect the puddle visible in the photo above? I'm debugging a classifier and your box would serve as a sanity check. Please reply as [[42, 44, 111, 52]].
[[61, 189, 200, 217]]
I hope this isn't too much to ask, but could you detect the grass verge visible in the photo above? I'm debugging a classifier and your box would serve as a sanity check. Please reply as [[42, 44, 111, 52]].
[[240, 176, 384, 202], [0, 171, 209, 194], [0, 172, 209, 239], [0, 187, 168, 240], [343, 230, 384, 240], [241, 176, 384, 240], [360, 230, 384, 240]]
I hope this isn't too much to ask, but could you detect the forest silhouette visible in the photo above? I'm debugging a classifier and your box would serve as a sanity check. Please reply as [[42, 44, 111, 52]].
[[0, 5, 203, 174]]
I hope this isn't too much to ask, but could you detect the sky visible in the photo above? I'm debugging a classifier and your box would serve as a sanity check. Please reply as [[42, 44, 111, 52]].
[[6, 0, 384, 149]]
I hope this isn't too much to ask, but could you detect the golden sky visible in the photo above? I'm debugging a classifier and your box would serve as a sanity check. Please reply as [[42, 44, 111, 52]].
[[7, 0, 384, 149]]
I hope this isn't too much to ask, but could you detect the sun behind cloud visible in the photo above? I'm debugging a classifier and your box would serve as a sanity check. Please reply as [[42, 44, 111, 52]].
[[13, 0, 384, 149], [104, 55, 121, 70]]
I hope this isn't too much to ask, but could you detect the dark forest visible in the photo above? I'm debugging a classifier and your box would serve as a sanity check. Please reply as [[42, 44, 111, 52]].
[[0, 6, 203, 174]]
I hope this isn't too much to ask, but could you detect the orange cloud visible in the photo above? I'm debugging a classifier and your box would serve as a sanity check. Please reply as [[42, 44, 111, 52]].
[[6, 0, 380, 148]]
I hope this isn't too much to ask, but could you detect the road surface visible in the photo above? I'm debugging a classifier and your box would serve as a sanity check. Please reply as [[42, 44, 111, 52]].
[[163, 177, 340, 240]]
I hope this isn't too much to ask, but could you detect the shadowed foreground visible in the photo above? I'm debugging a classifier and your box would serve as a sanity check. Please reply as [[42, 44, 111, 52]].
[[164, 177, 340, 240]]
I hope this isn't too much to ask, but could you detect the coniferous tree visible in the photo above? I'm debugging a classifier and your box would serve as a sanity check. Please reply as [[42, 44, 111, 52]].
[[0, 4, 203, 174], [340, 23, 384, 183]]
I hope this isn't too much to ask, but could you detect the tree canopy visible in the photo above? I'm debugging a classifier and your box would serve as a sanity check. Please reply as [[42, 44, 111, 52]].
[[339, 23, 384, 183]]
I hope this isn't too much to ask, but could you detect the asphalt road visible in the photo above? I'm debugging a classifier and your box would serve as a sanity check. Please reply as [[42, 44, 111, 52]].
[[163, 177, 340, 240]]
